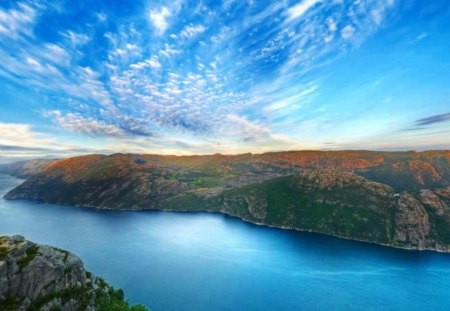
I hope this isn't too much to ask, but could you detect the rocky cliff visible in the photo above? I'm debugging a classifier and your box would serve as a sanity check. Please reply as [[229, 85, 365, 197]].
[[4, 150, 450, 251], [0, 235, 147, 311]]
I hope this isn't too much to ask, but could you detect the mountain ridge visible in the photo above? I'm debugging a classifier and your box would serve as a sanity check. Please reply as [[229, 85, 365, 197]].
[[0, 159, 56, 179], [4, 150, 450, 252]]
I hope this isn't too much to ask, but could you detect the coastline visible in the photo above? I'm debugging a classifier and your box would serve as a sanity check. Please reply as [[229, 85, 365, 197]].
[[6, 194, 450, 254]]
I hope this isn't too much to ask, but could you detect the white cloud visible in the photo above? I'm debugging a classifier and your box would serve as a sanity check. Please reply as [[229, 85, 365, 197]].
[[264, 84, 318, 113], [63, 31, 90, 46], [159, 44, 182, 57], [129, 62, 146, 70], [149, 7, 171, 34], [287, 0, 321, 19], [415, 32, 428, 41], [46, 110, 126, 137], [126, 43, 139, 51], [43, 43, 70, 66], [96, 12, 107, 23], [0, 0, 403, 156], [386, 0, 395, 7], [0, 123, 53, 147], [327, 18, 337, 32], [146, 58, 161, 68], [370, 0, 396, 26], [179, 24, 206, 39], [25, 56, 40, 67], [130, 57, 161, 70], [341, 25, 355, 40], [224, 114, 295, 147], [0, 122, 120, 162], [46, 110, 155, 138], [0, 2, 36, 38]]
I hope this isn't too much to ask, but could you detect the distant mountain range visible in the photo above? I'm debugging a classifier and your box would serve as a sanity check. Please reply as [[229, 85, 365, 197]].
[[3, 150, 450, 252], [0, 159, 55, 179]]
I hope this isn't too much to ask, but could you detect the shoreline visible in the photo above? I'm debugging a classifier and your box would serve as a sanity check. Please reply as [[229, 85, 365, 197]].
[[5, 194, 450, 254]]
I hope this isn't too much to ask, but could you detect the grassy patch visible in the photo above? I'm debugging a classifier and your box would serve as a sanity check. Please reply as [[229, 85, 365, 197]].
[[97, 287, 148, 311], [221, 174, 394, 243], [0, 246, 9, 260], [0, 296, 21, 310], [17, 245, 39, 270]]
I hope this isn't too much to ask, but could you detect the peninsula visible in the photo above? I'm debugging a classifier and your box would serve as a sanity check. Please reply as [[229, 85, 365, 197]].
[[4, 150, 450, 252]]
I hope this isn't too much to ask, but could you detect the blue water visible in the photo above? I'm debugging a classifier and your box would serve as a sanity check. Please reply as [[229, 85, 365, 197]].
[[1, 174, 450, 310]]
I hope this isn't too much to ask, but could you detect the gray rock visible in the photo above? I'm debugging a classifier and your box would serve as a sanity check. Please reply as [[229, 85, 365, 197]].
[[0, 235, 124, 311], [394, 193, 430, 248]]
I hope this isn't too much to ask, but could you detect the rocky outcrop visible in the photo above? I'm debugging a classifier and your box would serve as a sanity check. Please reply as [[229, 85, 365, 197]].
[[294, 169, 393, 195], [243, 196, 268, 220], [419, 189, 450, 217], [394, 193, 430, 249], [0, 236, 147, 311]]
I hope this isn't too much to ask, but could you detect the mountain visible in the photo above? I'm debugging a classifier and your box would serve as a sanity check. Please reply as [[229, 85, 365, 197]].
[[4, 150, 450, 251], [0, 159, 56, 179], [0, 235, 147, 311]]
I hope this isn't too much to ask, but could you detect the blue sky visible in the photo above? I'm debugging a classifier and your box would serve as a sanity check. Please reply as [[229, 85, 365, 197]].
[[0, 0, 449, 161]]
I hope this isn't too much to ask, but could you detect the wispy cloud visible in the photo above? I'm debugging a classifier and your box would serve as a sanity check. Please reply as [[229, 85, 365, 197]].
[[416, 113, 450, 126], [0, 123, 53, 148], [287, 0, 321, 19], [45, 111, 126, 137], [0, 122, 114, 162], [45, 110, 155, 138], [62, 30, 90, 46], [341, 25, 355, 40], [179, 24, 206, 39], [223, 114, 296, 147], [0, 2, 36, 38], [130, 57, 161, 70], [1, 0, 425, 157]]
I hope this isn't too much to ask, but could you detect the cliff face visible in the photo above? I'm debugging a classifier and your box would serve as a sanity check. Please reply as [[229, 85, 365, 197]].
[[160, 169, 450, 251], [4, 151, 450, 251], [394, 193, 430, 249], [0, 236, 147, 311]]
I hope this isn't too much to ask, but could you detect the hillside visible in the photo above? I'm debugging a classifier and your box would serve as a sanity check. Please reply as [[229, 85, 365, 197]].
[[4, 150, 450, 251], [0, 159, 56, 179], [0, 235, 147, 311]]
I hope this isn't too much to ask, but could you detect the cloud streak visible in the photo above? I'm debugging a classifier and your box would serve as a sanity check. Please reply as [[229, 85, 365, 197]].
[[416, 113, 450, 126], [0, 122, 116, 162], [0, 2, 36, 38], [287, 0, 321, 19], [45, 111, 155, 138]]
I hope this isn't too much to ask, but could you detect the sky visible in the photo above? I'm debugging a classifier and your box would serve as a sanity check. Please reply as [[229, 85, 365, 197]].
[[0, 0, 449, 162]]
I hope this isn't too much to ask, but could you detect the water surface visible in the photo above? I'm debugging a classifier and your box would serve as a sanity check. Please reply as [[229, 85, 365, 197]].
[[1, 174, 450, 310]]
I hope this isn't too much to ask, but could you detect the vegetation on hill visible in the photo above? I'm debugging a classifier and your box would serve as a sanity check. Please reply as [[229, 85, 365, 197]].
[[3, 150, 450, 251]]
